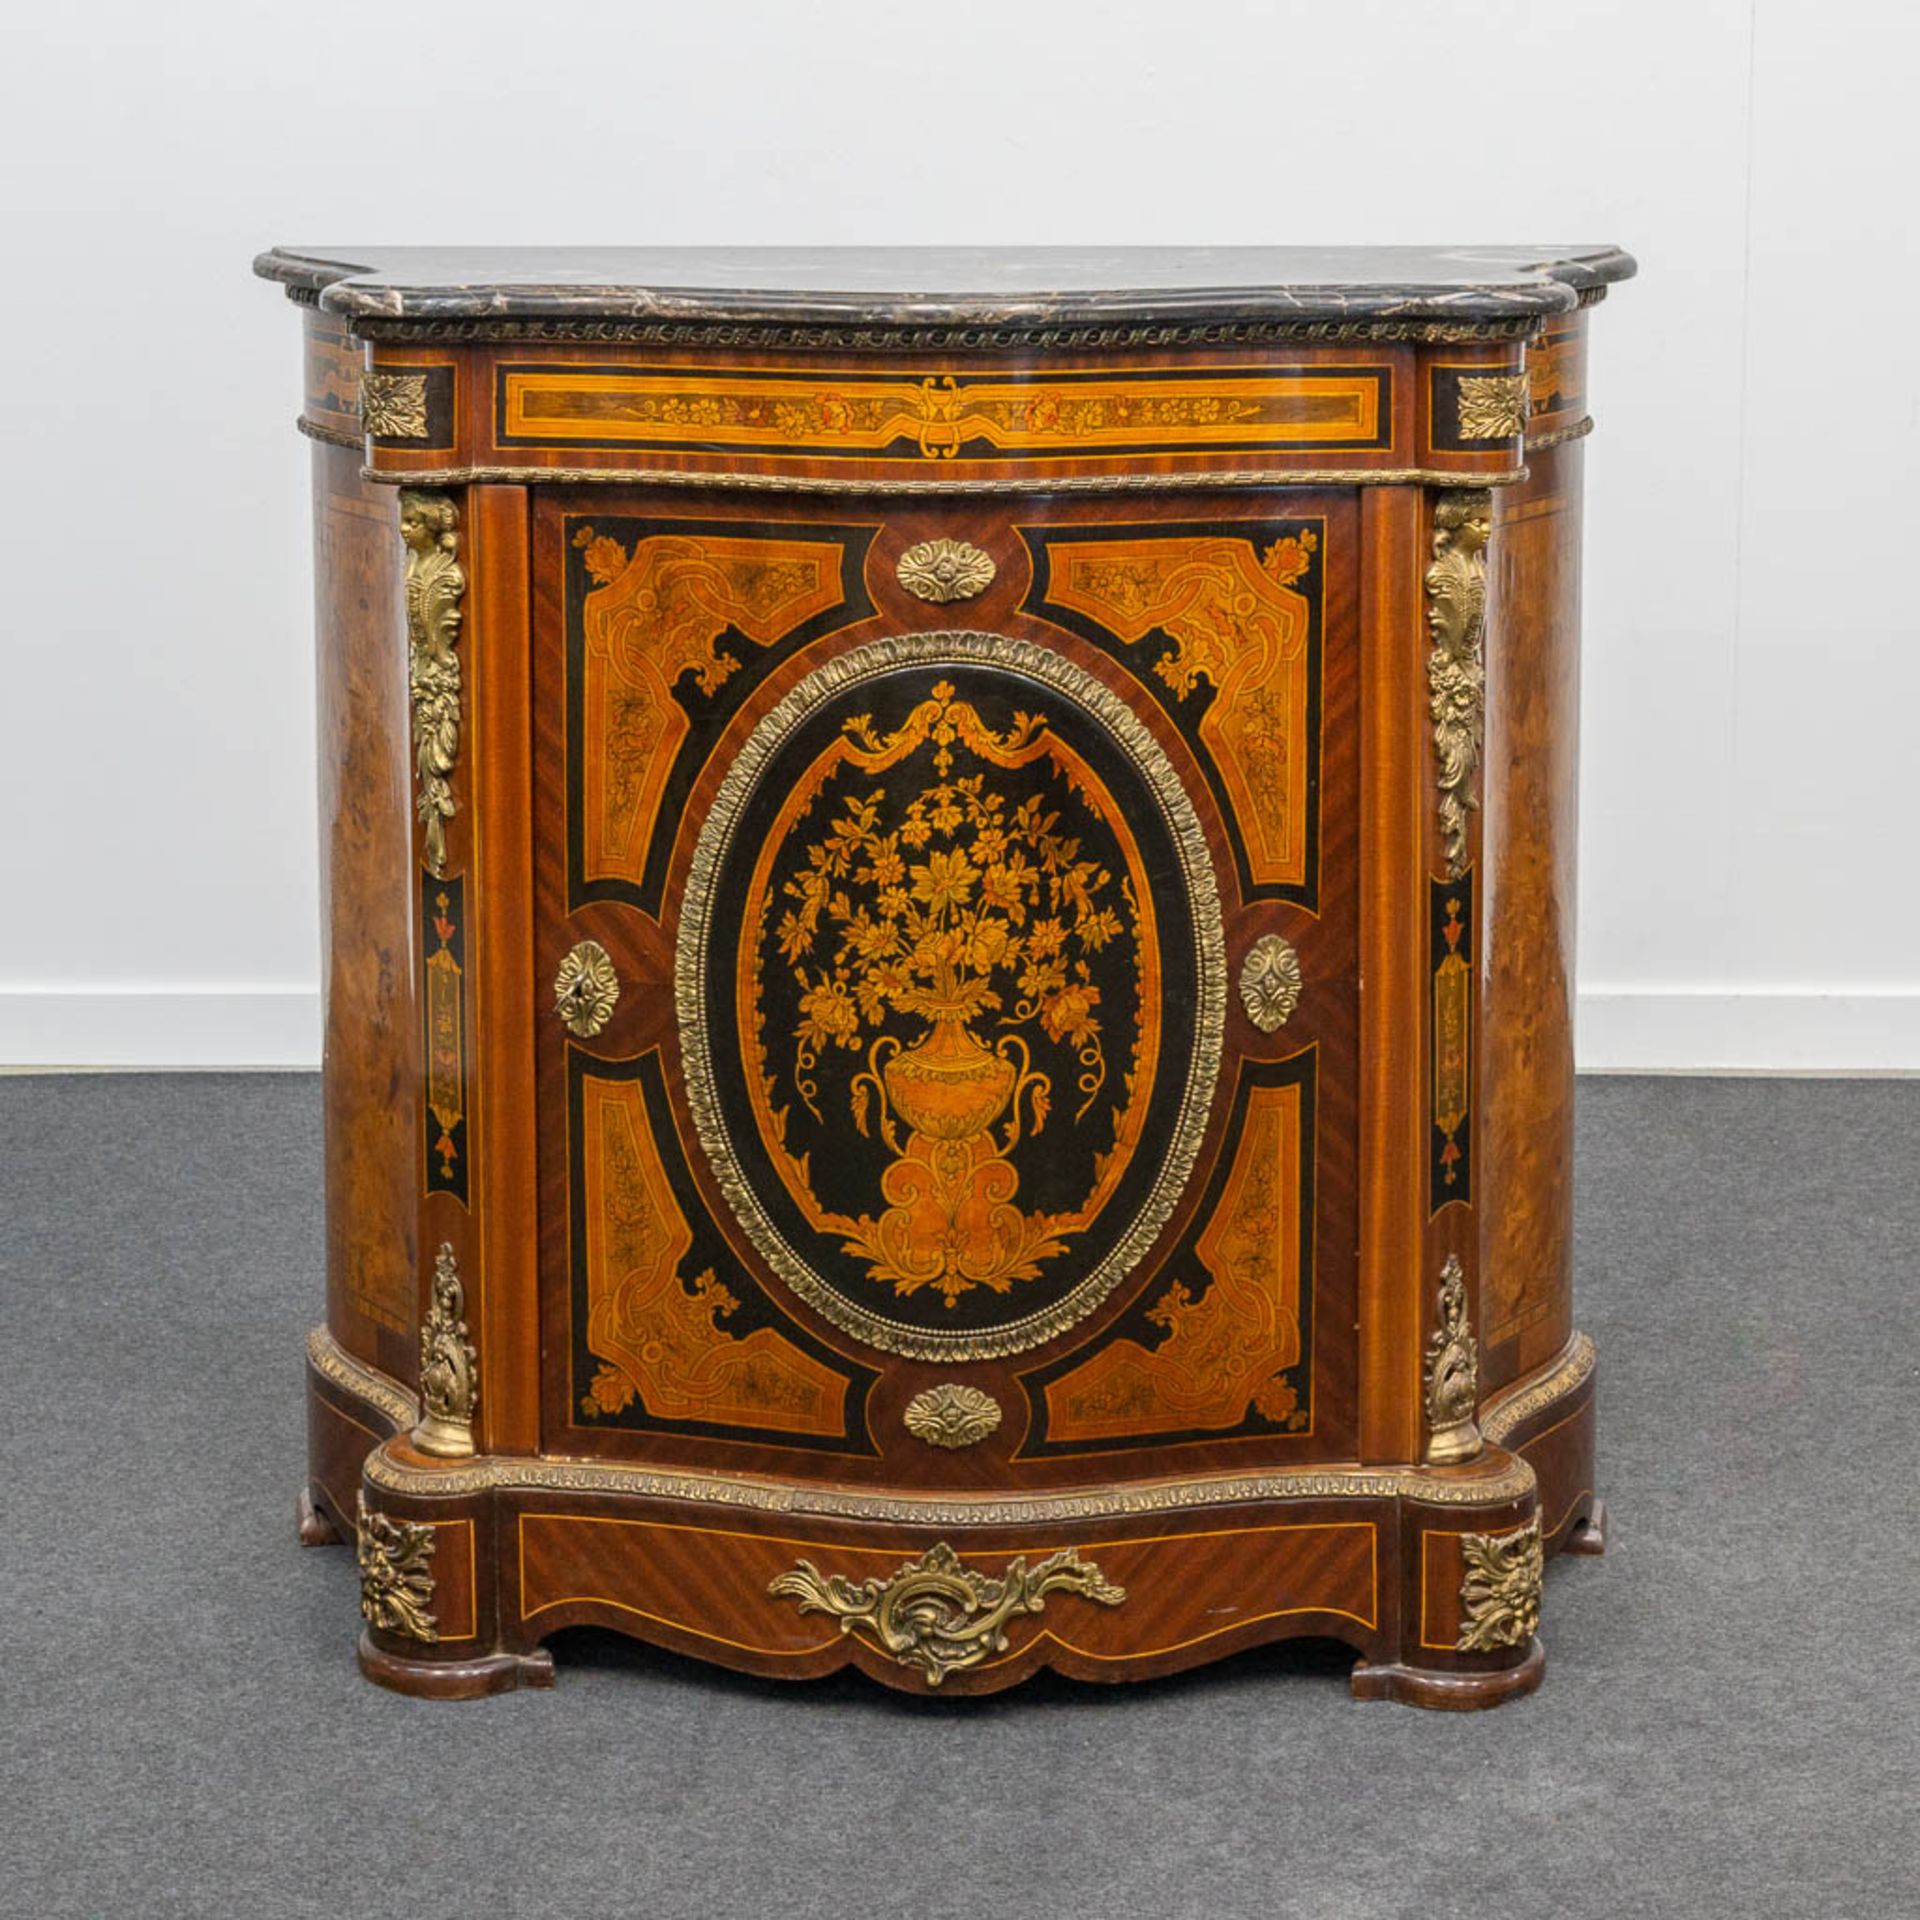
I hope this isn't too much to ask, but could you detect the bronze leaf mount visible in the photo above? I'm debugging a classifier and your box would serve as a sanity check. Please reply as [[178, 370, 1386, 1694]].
[[1457, 1518, 1542, 1652], [1424, 1253, 1483, 1465], [356, 1495, 438, 1644], [1239, 933, 1304, 1032], [361, 369, 429, 439], [401, 491, 465, 878], [903, 1383, 1003, 1449], [553, 939, 621, 1038], [1424, 492, 1489, 880], [412, 1243, 478, 1458], [1456, 372, 1531, 442], [895, 538, 996, 603], [768, 1540, 1125, 1685]]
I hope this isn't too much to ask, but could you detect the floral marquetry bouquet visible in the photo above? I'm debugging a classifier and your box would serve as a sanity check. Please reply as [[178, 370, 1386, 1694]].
[[780, 758, 1124, 1129], [750, 679, 1151, 1306]]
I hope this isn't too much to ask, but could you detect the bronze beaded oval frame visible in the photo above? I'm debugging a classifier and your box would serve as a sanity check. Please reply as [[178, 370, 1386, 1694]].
[[674, 630, 1227, 1362]]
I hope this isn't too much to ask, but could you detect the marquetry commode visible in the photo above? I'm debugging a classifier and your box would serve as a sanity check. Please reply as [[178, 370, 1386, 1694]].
[[258, 245, 1633, 1707]]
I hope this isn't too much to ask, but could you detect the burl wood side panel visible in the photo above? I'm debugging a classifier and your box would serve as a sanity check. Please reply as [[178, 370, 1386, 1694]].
[[312, 441, 417, 1382], [1481, 434, 1584, 1386]]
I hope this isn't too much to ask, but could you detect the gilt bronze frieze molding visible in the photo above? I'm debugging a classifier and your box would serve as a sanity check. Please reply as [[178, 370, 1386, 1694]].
[[1524, 415, 1595, 453], [350, 313, 1544, 350], [305, 1325, 419, 1429], [1480, 1332, 1596, 1445], [365, 1448, 1536, 1518], [357, 462, 1528, 496]]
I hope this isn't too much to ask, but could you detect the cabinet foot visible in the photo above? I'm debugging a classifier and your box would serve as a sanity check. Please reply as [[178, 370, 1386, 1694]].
[[1560, 1496, 1607, 1556], [1349, 1638, 1545, 1711], [357, 1632, 556, 1699], [297, 1485, 345, 1548]]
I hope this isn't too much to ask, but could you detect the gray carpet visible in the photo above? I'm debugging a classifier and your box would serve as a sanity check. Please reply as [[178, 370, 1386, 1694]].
[[0, 1075, 1913, 1919]]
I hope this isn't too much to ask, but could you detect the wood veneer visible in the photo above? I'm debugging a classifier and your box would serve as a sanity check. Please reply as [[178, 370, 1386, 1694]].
[[266, 246, 1632, 1708]]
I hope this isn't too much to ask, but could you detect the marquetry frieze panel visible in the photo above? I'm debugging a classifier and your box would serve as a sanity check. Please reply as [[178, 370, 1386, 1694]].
[[498, 360, 1392, 474]]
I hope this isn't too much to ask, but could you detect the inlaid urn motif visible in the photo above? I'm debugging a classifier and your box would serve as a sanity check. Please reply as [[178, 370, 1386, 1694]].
[[765, 677, 1134, 1308], [678, 632, 1225, 1361]]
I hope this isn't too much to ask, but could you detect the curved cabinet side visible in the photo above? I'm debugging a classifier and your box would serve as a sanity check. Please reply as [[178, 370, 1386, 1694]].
[[311, 426, 419, 1384], [1480, 336, 1588, 1390]]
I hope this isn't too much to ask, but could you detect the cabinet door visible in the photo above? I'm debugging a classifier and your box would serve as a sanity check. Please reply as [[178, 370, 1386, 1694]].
[[531, 491, 1358, 1481]]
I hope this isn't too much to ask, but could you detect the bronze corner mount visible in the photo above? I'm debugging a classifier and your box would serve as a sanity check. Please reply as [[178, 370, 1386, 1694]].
[[412, 1243, 478, 1458], [1457, 1518, 1542, 1652], [1424, 1253, 1483, 1465], [356, 1495, 439, 1644]]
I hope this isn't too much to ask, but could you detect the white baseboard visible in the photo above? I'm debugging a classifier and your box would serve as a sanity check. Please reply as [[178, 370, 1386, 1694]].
[[0, 986, 1915, 1074], [1576, 988, 1920, 1074], [0, 988, 322, 1070]]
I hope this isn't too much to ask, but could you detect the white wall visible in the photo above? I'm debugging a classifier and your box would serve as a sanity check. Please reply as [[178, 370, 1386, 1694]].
[[0, 0, 1911, 1071]]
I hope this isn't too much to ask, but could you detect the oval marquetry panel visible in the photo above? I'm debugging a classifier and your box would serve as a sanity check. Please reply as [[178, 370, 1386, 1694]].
[[678, 631, 1226, 1362]]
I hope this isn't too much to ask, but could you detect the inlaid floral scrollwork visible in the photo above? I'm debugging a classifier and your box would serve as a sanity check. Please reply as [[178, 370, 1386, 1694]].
[[769, 1540, 1124, 1685], [401, 491, 465, 878], [356, 1495, 438, 1644], [767, 679, 1134, 1306], [1425, 493, 1490, 879]]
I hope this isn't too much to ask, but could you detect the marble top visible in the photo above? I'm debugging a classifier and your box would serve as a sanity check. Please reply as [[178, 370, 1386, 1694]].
[[255, 245, 1635, 327]]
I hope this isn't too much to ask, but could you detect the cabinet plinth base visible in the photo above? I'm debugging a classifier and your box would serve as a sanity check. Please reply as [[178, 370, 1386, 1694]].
[[309, 1326, 1602, 1708], [358, 1635, 556, 1700], [1350, 1638, 1545, 1711]]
